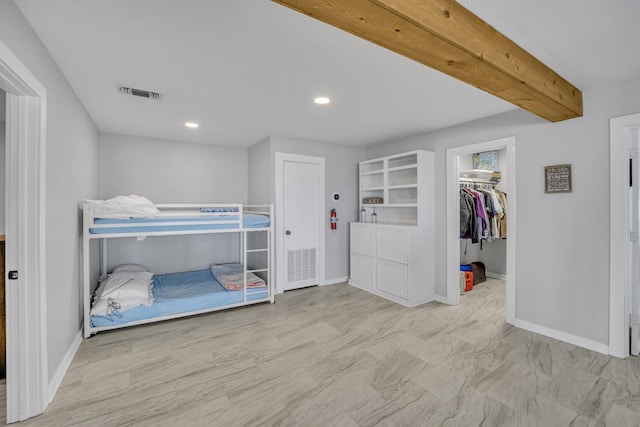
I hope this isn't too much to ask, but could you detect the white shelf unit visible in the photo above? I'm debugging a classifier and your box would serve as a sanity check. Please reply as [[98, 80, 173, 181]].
[[349, 150, 435, 307]]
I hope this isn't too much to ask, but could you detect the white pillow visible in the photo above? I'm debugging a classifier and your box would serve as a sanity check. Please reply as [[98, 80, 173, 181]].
[[112, 264, 149, 273], [85, 195, 160, 216], [91, 271, 153, 316], [91, 294, 151, 316], [98, 271, 153, 299]]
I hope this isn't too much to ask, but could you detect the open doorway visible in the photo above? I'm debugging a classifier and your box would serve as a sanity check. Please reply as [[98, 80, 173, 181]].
[[459, 149, 507, 278], [445, 137, 516, 324]]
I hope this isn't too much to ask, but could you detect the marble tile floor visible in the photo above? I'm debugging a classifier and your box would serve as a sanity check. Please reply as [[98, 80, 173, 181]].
[[12, 279, 640, 426]]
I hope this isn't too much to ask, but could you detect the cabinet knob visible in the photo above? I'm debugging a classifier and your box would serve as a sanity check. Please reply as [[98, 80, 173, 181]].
[[285, 230, 291, 235]]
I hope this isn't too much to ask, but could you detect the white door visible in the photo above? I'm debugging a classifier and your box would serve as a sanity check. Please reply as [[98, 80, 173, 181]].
[[630, 134, 640, 356], [1, 41, 49, 421], [276, 153, 325, 292]]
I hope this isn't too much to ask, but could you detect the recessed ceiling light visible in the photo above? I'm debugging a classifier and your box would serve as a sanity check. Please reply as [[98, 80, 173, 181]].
[[185, 122, 199, 128], [314, 97, 331, 105]]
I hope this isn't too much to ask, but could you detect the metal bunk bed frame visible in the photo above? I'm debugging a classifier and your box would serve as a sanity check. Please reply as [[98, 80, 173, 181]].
[[82, 203, 274, 338]]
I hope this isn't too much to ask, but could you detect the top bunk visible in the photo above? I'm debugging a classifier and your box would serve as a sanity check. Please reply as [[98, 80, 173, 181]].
[[83, 201, 273, 239]]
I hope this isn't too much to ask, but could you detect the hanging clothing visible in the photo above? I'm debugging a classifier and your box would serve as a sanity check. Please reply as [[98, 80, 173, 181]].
[[459, 184, 507, 245], [460, 190, 478, 243], [496, 190, 507, 238]]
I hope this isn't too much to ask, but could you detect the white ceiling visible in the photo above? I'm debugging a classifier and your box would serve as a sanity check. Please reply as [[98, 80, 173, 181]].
[[13, 0, 640, 148]]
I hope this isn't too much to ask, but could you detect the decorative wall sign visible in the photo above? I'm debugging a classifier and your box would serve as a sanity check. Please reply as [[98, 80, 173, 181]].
[[545, 164, 572, 193]]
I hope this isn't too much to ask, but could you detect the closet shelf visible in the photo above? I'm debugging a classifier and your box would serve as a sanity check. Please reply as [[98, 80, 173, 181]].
[[362, 203, 418, 208], [388, 164, 418, 172], [361, 170, 384, 176], [361, 186, 385, 191], [388, 184, 418, 190]]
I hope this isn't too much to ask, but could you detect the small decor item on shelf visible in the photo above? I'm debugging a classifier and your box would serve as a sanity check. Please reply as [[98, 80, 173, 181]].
[[360, 207, 367, 222], [490, 171, 502, 185], [362, 196, 383, 204], [371, 208, 377, 223]]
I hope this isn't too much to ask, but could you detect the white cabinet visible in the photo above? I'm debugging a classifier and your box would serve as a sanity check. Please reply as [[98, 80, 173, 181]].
[[349, 150, 434, 306], [350, 253, 375, 291], [377, 259, 408, 299], [349, 222, 433, 306], [376, 227, 407, 264]]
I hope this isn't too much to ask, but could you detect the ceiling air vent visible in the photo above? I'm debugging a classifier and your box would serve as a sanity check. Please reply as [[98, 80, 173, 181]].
[[117, 84, 162, 100]]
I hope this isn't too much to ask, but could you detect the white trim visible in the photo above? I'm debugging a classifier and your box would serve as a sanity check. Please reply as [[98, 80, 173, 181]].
[[0, 40, 48, 422], [48, 331, 81, 402], [274, 152, 326, 294], [609, 113, 640, 358], [445, 137, 516, 324], [348, 281, 434, 307], [513, 318, 609, 355], [486, 272, 507, 281], [434, 295, 449, 304], [323, 276, 348, 286]]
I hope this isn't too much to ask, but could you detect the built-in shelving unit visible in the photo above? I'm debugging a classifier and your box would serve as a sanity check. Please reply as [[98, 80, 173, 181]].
[[357, 151, 428, 224], [349, 150, 435, 307]]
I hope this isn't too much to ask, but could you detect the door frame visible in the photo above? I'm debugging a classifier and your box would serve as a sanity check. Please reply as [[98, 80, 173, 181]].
[[445, 136, 517, 324], [275, 152, 325, 294], [0, 41, 48, 421], [609, 113, 640, 358]]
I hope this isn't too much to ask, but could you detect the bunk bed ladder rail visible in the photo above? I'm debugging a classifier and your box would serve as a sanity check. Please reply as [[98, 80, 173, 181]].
[[241, 205, 274, 303]]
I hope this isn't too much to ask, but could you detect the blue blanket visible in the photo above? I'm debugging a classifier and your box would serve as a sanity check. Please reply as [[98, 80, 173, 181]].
[[90, 268, 268, 327], [90, 213, 270, 234]]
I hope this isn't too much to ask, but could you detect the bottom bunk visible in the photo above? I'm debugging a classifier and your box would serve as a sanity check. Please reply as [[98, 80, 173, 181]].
[[88, 267, 271, 335]]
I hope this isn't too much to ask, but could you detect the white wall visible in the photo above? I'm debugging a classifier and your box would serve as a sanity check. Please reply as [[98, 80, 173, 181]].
[[247, 136, 271, 205], [248, 135, 366, 283], [100, 133, 248, 203], [99, 133, 249, 273], [0, 2, 100, 382], [368, 77, 640, 347]]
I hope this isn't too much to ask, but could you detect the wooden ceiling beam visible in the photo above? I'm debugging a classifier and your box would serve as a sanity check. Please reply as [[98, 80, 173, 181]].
[[272, 0, 582, 122]]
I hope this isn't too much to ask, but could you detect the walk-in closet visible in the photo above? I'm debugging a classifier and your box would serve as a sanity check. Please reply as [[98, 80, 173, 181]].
[[458, 149, 508, 301]]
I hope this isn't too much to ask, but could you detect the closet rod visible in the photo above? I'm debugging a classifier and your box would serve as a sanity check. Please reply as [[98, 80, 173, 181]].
[[459, 178, 495, 190]]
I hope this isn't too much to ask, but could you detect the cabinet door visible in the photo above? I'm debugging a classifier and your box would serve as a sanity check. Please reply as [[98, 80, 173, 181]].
[[350, 223, 374, 257], [376, 227, 408, 264], [376, 259, 408, 299], [350, 253, 375, 290]]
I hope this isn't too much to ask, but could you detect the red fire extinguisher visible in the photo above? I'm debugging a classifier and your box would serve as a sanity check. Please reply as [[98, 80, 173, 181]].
[[330, 209, 338, 230]]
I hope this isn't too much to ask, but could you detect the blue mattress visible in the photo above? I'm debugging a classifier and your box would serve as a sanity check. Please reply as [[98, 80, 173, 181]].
[[90, 269, 268, 327], [89, 214, 270, 234]]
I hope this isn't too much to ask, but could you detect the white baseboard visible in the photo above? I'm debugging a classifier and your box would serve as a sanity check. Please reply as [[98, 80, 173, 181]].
[[434, 295, 451, 304], [513, 318, 609, 355], [323, 276, 348, 286], [49, 330, 83, 403], [486, 272, 507, 280]]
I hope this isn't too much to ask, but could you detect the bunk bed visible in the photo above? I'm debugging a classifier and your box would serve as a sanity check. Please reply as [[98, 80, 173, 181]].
[[82, 202, 274, 338]]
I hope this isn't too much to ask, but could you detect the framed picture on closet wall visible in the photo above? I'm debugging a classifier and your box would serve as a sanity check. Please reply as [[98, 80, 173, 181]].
[[544, 164, 572, 193], [472, 151, 499, 171]]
